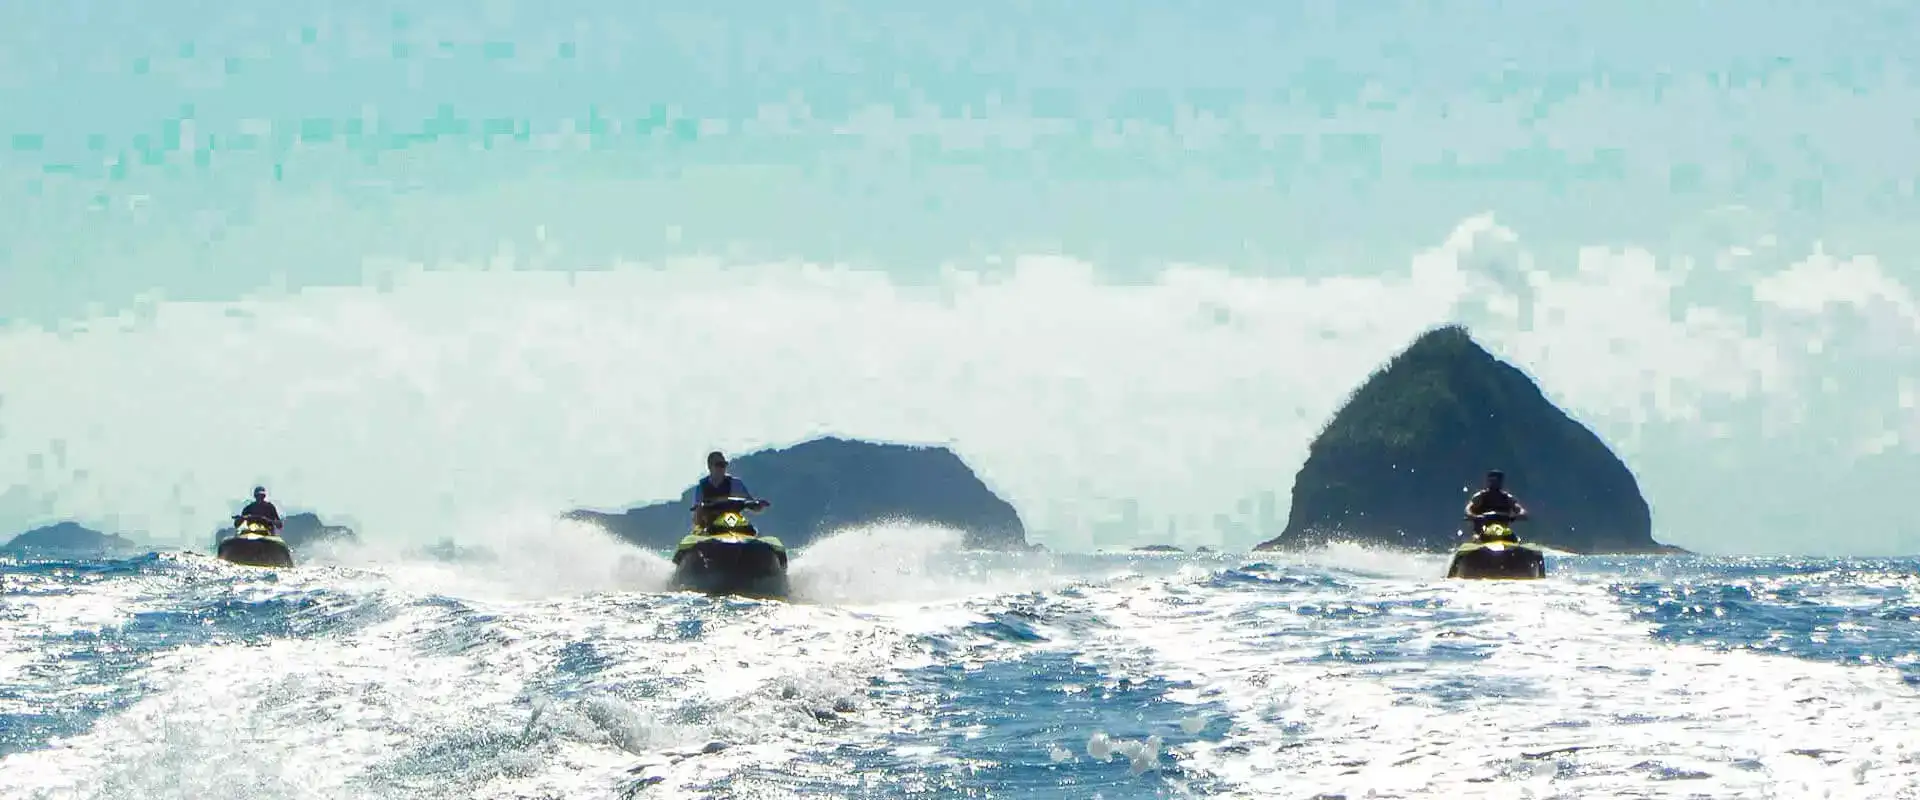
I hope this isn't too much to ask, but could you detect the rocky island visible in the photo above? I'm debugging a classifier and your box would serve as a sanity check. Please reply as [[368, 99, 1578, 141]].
[[566, 437, 1029, 551], [1254, 324, 1683, 555], [276, 512, 358, 548], [3, 521, 145, 556], [210, 512, 359, 552]]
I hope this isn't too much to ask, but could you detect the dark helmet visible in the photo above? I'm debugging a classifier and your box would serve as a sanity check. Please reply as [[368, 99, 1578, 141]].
[[1485, 470, 1505, 485], [253, 486, 267, 499]]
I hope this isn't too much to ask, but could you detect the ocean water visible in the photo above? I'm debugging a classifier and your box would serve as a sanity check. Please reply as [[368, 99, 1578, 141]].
[[5, 522, 1920, 799]]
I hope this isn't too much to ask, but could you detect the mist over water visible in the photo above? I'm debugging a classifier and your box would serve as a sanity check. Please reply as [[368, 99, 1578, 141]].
[[6, 222, 1917, 555]]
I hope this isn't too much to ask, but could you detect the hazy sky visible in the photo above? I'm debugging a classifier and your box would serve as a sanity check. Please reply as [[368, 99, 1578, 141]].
[[3, 1, 1919, 554]]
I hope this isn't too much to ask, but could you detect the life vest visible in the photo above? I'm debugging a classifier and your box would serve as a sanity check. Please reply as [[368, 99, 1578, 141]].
[[697, 475, 737, 502]]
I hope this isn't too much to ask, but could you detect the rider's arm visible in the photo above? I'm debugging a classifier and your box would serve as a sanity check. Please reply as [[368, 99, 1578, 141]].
[[736, 480, 769, 507]]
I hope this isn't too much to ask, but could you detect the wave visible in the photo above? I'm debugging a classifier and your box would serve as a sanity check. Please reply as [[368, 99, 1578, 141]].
[[8, 538, 1920, 798]]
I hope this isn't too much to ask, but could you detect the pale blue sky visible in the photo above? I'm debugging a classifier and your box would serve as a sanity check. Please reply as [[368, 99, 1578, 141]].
[[6, 0, 1917, 321], [3, 1, 1919, 554]]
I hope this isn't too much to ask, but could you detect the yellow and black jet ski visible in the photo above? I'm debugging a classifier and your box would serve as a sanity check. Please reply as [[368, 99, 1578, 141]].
[[670, 496, 788, 599], [216, 516, 295, 568], [1446, 511, 1545, 580]]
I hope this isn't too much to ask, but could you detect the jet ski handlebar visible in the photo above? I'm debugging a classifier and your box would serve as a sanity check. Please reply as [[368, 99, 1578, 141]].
[[1464, 511, 1527, 523], [691, 496, 769, 512]]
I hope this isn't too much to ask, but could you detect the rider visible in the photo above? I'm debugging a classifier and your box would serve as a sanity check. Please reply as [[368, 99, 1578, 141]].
[[690, 451, 769, 530], [1463, 469, 1528, 534], [237, 486, 283, 531]]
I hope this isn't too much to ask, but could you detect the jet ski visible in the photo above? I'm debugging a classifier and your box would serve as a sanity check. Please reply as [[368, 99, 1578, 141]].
[[1446, 511, 1545, 580], [670, 496, 789, 599], [216, 515, 295, 568]]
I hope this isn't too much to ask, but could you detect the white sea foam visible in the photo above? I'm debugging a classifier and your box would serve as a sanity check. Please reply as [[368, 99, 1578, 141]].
[[1070, 561, 1920, 798]]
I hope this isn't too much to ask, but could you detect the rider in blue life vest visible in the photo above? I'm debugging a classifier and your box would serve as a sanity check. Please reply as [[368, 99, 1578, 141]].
[[690, 451, 770, 529]]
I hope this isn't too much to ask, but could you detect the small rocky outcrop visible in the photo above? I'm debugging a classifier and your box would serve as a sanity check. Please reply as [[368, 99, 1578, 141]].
[[212, 511, 358, 551], [566, 437, 1028, 551], [278, 513, 358, 548], [3, 521, 143, 556], [1254, 324, 1682, 555], [1131, 544, 1184, 553]]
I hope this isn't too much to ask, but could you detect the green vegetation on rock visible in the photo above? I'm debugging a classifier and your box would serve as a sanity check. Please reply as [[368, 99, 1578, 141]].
[[1256, 324, 1679, 555]]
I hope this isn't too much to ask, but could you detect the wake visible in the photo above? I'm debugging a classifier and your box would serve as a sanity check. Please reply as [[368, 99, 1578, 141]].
[[1068, 551, 1920, 799], [0, 517, 1072, 799], [269, 511, 1095, 612], [16, 526, 1914, 798]]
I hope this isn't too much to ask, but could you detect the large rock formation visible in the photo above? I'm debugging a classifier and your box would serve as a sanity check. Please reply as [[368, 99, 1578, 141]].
[[3, 521, 144, 556], [566, 437, 1028, 551], [211, 512, 358, 551], [1254, 325, 1679, 555]]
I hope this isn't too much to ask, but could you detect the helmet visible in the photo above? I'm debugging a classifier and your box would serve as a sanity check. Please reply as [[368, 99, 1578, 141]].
[[253, 486, 267, 498]]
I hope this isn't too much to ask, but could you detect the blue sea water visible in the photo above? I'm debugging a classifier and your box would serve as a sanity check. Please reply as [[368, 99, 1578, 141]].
[[5, 526, 1920, 799]]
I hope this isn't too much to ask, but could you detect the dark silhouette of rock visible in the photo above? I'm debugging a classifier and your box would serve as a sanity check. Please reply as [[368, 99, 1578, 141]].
[[3, 521, 142, 555], [1254, 324, 1683, 555], [421, 539, 494, 563], [211, 512, 358, 551], [278, 513, 357, 548], [566, 437, 1027, 551], [1131, 544, 1184, 553]]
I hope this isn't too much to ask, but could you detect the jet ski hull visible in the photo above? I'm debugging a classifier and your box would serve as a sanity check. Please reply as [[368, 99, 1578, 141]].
[[671, 533, 789, 599], [1446, 540, 1545, 580], [217, 533, 295, 569]]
